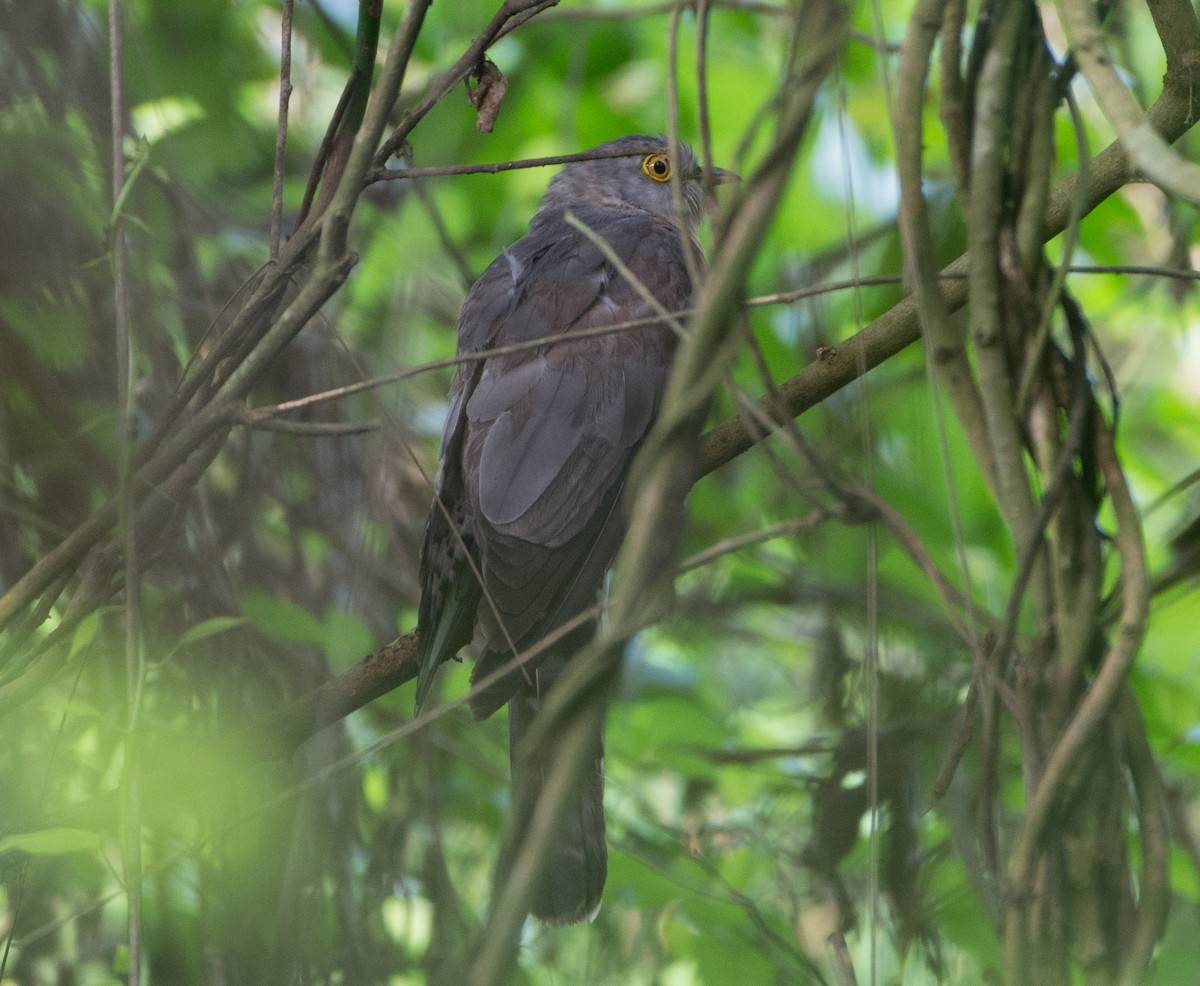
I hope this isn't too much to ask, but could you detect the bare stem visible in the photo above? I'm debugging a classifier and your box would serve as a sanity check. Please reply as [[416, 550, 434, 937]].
[[270, 0, 294, 259], [108, 1, 142, 981]]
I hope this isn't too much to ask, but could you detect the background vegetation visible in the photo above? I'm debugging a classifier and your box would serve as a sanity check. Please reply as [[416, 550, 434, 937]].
[[2, 0, 1200, 983]]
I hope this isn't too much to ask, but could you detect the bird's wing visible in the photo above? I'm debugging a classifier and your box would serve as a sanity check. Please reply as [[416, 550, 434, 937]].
[[413, 359, 483, 710], [414, 242, 527, 709], [469, 211, 689, 539]]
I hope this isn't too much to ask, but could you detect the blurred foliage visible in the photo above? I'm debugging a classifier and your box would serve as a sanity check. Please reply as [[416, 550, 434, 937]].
[[2, 0, 1200, 984]]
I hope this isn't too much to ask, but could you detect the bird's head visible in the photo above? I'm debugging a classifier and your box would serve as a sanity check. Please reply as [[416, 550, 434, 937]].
[[539, 134, 737, 230]]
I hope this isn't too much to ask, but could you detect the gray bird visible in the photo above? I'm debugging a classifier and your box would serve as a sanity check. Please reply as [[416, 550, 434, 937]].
[[414, 135, 733, 924]]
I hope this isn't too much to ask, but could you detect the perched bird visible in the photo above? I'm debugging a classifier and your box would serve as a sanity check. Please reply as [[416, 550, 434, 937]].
[[414, 135, 733, 924]]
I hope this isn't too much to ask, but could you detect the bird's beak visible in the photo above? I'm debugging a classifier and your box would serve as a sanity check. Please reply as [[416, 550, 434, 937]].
[[687, 166, 740, 185], [706, 166, 740, 185]]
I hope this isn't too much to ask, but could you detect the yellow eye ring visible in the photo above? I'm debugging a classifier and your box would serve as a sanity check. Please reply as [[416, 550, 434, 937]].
[[641, 153, 672, 182]]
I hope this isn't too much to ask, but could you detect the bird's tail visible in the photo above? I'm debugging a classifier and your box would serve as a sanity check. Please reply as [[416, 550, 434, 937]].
[[505, 686, 607, 925]]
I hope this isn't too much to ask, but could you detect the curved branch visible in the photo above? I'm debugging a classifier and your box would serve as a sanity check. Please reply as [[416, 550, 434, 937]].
[[1058, 0, 1200, 205], [1003, 412, 1150, 979], [1117, 687, 1170, 986], [894, 0, 997, 494]]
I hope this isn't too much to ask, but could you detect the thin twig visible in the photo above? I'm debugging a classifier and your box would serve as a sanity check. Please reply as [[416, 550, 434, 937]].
[[296, 65, 360, 230], [1117, 687, 1170, 986], [968, 0, 1046, 622], [413, 179, 475, 286], [939, 0, 970, 198], [234, 413, 381, 437], [108, 1, 143, 982], [895, 0, 997, 497], [931, 675, 981, 799], [1015, 87, 1090, 416], [985, 346, 1093, 696], [696, 0, 716, 207], [369, 141, 666, 183], [666, 1, 702, 284], [693, 522, 837, 586], [837, 485, 992, 649], [373, 0, 564, 169], [270, 0, 294, 259], [828, 933, 860, 986], [539, 0, 799, 18]]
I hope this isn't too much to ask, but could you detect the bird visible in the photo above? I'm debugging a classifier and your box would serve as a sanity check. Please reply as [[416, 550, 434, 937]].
[[414, 134, 734, 924]]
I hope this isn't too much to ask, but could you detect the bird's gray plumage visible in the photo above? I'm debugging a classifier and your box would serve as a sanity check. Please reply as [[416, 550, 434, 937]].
[[414, 135, 726, 924]]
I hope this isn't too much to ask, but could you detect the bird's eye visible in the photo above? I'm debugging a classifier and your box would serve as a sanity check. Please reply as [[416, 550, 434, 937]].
[[641, 154, 671, 182]]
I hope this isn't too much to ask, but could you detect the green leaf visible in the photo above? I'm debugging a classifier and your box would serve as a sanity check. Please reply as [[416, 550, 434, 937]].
[[0, 827, 102, 856], [176, 615, 246, 650], [692, 929, 774, 986], [69, 610, 102, 659], [608, 850, 683, 910], [239, 590, 325, 649], [322, 608, 374, 666], [612, 692, 726, 779]]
